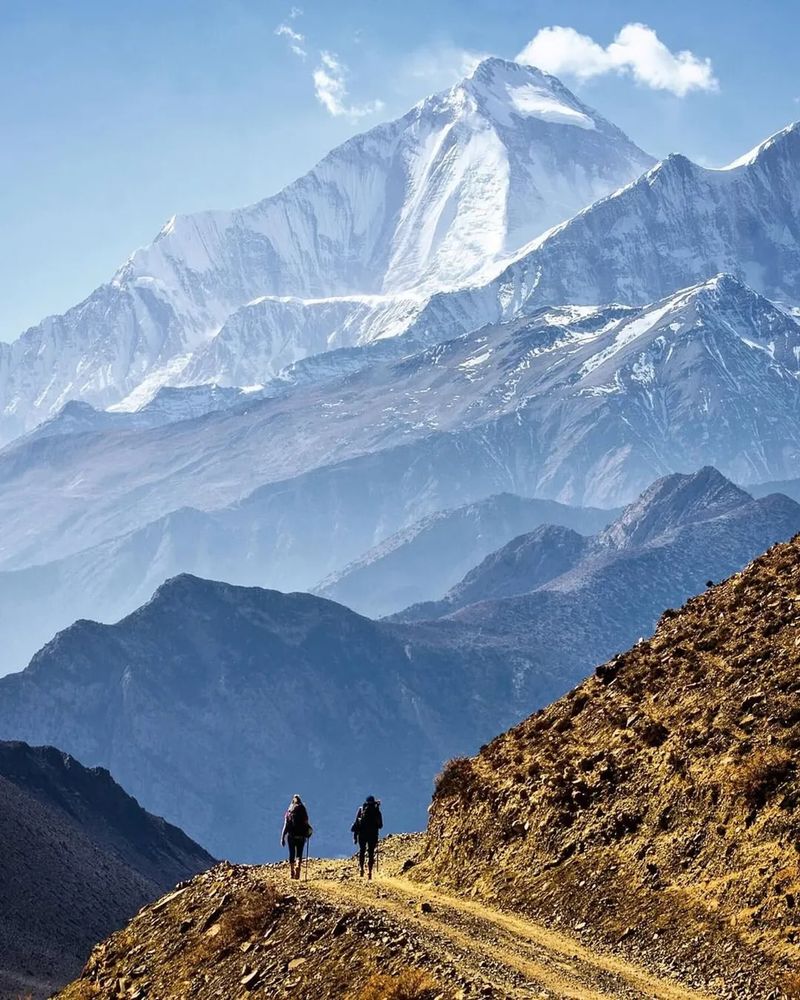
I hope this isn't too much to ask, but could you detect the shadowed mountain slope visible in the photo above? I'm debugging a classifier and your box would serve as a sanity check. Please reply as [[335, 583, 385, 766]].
[[0, 741, 213, 999]]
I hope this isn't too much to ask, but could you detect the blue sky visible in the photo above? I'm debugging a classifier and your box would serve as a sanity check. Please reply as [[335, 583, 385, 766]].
[[1, 0, 798, 340]]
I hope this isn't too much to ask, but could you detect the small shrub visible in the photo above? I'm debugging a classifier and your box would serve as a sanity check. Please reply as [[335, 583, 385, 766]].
[[730, 748, 795, 809], [352, 969, 448, 1000], [434, 757, 476, 800], [221, 884, 278, 942]]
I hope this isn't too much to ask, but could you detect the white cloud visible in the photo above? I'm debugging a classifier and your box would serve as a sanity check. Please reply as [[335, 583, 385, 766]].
[[313, 51, 384, 119], [517, 23, 718, 97], [275, 21, 307, 60]]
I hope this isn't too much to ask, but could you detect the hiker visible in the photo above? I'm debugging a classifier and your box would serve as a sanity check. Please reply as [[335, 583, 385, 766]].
[[352, 795, 383, 879], [281, 794, 312, 879]]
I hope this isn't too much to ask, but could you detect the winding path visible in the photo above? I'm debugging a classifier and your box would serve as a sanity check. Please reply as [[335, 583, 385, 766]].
[[267, 857, 714, 1000]]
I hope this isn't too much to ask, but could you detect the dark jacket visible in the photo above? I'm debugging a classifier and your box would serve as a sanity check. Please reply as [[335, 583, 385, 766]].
[[352, 800, 383, 841], [281, 801, 310, 842]]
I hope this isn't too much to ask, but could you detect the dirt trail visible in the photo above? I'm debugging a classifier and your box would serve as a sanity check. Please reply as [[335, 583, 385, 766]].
[[265, 856, 715, 1000]]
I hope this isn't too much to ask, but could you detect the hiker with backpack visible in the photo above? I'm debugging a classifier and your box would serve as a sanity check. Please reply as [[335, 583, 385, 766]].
[[281, 794, 312, 880], [351, 795, 383, 879]]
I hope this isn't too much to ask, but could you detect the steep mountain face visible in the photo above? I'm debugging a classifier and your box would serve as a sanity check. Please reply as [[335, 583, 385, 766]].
[[406, 121, 800, 344], [314, 493, 614, 619], [0, 58, 652, 444], [0, 740, 213, 1000], [0, 471, 797, 860], [396, 468, 800, 622], [417, 534, 800, 996]]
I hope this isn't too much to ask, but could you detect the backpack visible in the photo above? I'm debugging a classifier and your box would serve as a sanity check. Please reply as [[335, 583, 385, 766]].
[[286, 802, 310, 838], [358, 799, 382, 835]]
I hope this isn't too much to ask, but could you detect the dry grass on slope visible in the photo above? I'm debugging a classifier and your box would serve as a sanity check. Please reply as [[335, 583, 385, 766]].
[[57, 863, 452, 1000], [418, 536, 800, 999]]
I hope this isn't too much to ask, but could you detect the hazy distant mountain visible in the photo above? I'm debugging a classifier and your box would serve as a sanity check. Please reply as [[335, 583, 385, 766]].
[[749, 476, 800, 504], [314, 493, 615, 618], [398, 523, 591, 622], [0, 741, 212, 999], [0, 469, 796, 862], [395, 468, 800, 622]]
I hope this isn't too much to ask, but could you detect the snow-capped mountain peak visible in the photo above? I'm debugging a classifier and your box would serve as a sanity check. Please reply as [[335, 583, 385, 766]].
[[721, 120, 800, 170], [459, 58, 597, 130], [0, 61, 654, 445]]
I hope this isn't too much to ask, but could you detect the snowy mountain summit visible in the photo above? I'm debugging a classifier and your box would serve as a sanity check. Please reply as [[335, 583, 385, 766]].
[[0, 58, 653, 443]]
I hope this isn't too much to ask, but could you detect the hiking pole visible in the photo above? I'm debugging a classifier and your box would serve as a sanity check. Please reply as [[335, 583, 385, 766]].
[[304, 836, 309, 882]]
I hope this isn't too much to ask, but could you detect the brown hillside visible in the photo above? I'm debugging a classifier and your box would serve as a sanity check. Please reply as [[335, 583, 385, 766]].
[[417, 535, 800, 998], [57, 848, 462, 1000], [56, 840, 724, 1000]]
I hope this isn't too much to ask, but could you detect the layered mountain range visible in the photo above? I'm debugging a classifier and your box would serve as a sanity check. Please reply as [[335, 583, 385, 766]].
[[1, 271, 799, 674], [314, 493, 616, 619], [0, 740, 212, 999], [0, 59, 798, 679], [0, 469, 797, 859], [0, 491, 612, 671]]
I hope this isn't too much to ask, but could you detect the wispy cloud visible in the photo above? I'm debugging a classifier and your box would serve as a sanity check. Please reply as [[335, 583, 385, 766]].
[[274, 8, 383, 120], [517, 23, 718, 97], [313, 51, 384, 119], [275, 21, 307, 60]]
